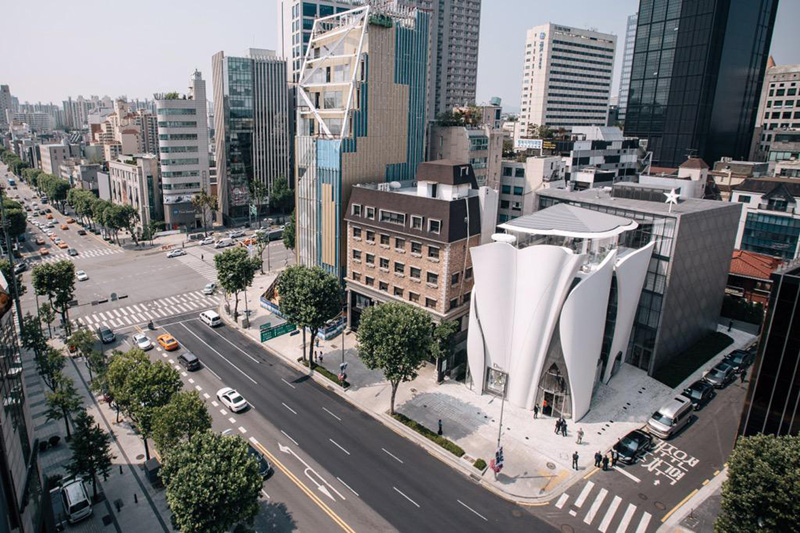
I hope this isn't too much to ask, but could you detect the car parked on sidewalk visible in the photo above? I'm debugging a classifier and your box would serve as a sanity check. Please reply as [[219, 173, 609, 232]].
[[613, 429, 653, 464], [217, 387, 248, 413], [13, 261, 26, 274], [723, 349, 755, 374], [702, 361, 737, 388], [157, 334, 179, 351], [133, 333, 153, 351], [681, 380, 716, 410]]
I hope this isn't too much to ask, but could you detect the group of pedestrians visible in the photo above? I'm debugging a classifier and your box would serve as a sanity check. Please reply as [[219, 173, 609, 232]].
[[572, 448, 620, 471], [554, 417, 568, 437]]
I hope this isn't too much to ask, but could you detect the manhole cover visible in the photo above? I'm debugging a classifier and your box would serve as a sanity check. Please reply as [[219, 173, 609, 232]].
[[136, 454, 144, 460], [547, 462, 557, 470], [561, 525, 575, 533], [654, 501, 666, 510], [511, 509, 523, 518], [638, 493, 648, 501]]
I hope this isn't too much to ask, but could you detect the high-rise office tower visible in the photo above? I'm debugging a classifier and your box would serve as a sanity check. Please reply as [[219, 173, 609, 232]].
[[617, 13, 637, 124], [625, 0, 779, 168], [294, 4, 430, 277], [519, 23, 617, 133], [750, 58, 800, 161], [156, 70, 211, 230], [0, 85, 13, 128], [212, 49, 291, 223]]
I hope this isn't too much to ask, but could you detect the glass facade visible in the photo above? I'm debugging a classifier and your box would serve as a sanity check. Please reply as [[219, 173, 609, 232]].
[[625, 0, 778, 167], [741, 212, 800, 260], [223, 57, 256, 219]]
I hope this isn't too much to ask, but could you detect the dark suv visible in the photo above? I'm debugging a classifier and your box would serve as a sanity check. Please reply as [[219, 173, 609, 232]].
[[681, 380, 716, 410], [178, 352, 200, 371], [723, 350, 755, 374], [613, 429, 653, 464], [97, 327, 115, 344]]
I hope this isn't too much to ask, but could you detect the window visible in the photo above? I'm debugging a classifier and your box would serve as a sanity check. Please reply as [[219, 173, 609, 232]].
[[501, 200, 510, 209], [410, 267, 421, 280], [380, 258, 389, 269], [428, 219, 441, 234], [352, 204, 362, 216], [366, 230, 375, 242], [463, 291, 471, 302], [379, 281, 389, 292], [427, 272, 439, 286], [428, 246, 440, 260], [352, 249, 362, 261], [409, 292, 420, 303], [353, 227, 362, 239], [365, 276, 374, 286], [737, 195, 751, 203], [352, 272, 361, 282], [393, 287, 404, 297], [302, 2, 316, 17], [411, 241, 422, 254], [395, 237, 405, 250], [394, 262, 404, 274], [450, 298, 459, 310], [380, 234, 390, 246], [366, 253, 375, 265], [365, 207, 375, 219], [465, 267, 473, 280], [411, 215, 423, 230], [380, 210, 406, 226], [501, 185, 512, 194], [451, 272, 460, 285], [513, 186, 524, 195], [425, 298, 437, 309]]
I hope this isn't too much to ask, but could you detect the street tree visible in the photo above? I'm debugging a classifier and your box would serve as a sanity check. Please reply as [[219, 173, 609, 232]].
[[2, 197, 27, 238], [125, 360, 182, 460], [118, 204, 140, 245], [716, 434, 800, 532], [91, 199, 113, 234], [269, 178, 294, 214], [282, 211, 295, 251], [68, 328, 98, 376], [277, 265, 342, 362], [105, 348, 149, 422], [39, 302, 56, 338], [214, 247, 259, 319], [161, 431, 262, 533], [45, 374, 83, 439], [357, 302, 433, 415], [37, 346, 66, 392], [142, 219, 163, 245], [86, 350, 108, 388], [0, 259, 25, 297], [191, 191, 218, 236], [19, 312, 47, 360], [249, 179, 268, 222], [32, 260, 76, 335], [67, 410, 114, 499], [152, 391, 212, 454]]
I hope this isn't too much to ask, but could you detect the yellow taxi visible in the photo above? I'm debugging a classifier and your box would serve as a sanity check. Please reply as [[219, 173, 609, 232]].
[[60, 224, 69, 230], [39, 248, 49, 256], [66, 217, 75, 223], [58, 242, 69, 249], [46, 214, 54, 220], [157, 334, 179, 351]]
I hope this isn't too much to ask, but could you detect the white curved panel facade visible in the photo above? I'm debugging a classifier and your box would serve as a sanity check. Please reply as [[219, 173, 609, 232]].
[[602, 242, 655, 383], [559, 251, 616, 420]]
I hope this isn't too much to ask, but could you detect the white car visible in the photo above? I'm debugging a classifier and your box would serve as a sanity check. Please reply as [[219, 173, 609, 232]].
[[217, 387, 248, 413], [166, 249, 187, 258], [202, 282, 217, 295], [76, 270, 89, 281], [132, 333, 153, 351], [201, 237, 215, 246], [228, 230, 245, 239]]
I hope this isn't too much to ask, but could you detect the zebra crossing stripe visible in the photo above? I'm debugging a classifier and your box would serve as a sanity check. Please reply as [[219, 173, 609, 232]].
[[575, 481, 594, 508], [634, 513, 651, 533], [123, 316, 132, 325], [598, 496, 622, 533], [616, 504, 637, 533], [555, 493, 569, 509]]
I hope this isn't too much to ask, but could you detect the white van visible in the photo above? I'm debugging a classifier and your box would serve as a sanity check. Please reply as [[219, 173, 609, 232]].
[[200, 310, 222, 327], [60, 478, 92, 524], [215, 238, 233, 249]]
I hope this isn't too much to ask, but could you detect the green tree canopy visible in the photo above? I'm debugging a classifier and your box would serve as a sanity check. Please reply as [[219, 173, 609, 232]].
[[282, 211, 295, 251], [716, 434, 800, 532], [191, 191, 218, 237], [356, 302, 433, 414], [152, 391, 212, 454], [106, 348, 150, 421], [125, 358, 182, 460], [45, 374, 83, 439], [67, 410, 114, 498], [269, 178, 294, 214], [161, 432, 262, 533], [20, 312, 47, 360], [37, 346, 66, 392], [214, 247, 259, 319], [2, 198, 27, 238], [277, 265, 342, 362], [32, 260, 76, 335]]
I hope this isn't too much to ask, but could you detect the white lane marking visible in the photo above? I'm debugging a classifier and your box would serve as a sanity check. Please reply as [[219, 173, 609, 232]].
[[174, 365, 181, 372], [168, 359, 175, 364], [281, 430, 299, 446], [228, 417, 236, 424], [336, 477, 359, 497], [574, 481, 594, 508], [205, 326, 260, 363], [584, 488, 608, 525], [382, 448, 403, 464], [161, 353, 167, 358], [195, 385, 202, 391], [599, 496, 622, 532], [282, 402, 297, 415], [613, 466, 641, 483], [238, 426, 247, 434], [616, 504, 637, 533], [569, 510, 577, 517], [260, 489, 269, 499], [457, 499, 488, 521], [281, 378, 296, 389], [323, 407, 341, 421], [211, 401, 218, 407], [179, 323, 257, 384], [203, 362, 221, 380], [393, 486, 419, 508], [188, 379, 195, 384], [181, 372, 187, 377], [634, 512, 652, 533], [555, 493, 569, 509], [220, 409, 228, 415], [329, 439, 350, 455], [203, 393, 210, 399]]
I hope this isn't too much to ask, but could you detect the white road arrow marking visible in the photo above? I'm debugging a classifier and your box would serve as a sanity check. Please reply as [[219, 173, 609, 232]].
[[279, 441, 346, 502], [654, 479, 660, 486]]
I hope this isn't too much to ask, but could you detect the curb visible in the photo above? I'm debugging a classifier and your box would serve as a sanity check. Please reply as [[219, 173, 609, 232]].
[[217, 302, 576, 506]]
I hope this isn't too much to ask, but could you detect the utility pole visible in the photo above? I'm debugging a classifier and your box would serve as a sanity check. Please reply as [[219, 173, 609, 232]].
[[0, 185, 25, 333]]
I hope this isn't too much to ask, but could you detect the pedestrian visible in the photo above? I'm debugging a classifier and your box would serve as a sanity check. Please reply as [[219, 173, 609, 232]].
[[602, 455, 609, 471], [533, 404, 539, 419], [611, 449, 618, 467], [577, 427, 584, 445], [572, 451, 579, 470], [542, 399, 549, 416], [740, 370, 746, 383], [438, 419, 443, 436], [728, 320, 733, 332], [594, 451, 602, 468], [561, 419, 568, 437], [201, 254, 204, 261], [554, 419, 561, 434], [319, 352, 324, 362]]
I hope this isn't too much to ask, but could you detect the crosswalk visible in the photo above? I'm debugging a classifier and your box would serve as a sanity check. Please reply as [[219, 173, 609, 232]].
[[554, 481, 653, 533], [36, 247, 124, 263], [175, 253, 218, 282], [74, 290, 220, 330]]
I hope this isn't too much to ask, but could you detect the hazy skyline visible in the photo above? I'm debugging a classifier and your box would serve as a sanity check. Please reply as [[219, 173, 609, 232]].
[[3, 0, 798, 113]]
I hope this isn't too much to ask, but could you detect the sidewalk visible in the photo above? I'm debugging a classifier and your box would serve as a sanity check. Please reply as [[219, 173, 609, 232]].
[[228, 278, 756, 504], [24, 337, 172, 532]]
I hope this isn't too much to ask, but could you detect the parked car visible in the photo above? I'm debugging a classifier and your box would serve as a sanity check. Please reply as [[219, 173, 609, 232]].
[[215, 238, 233, 249], [157, 334, 179, 351], [202, 282, 217, 295], [613, 429, 653, 464], [228, 230, 245, 239], [702, 361, 737, 388], [178, 352, 201, 371], [201, 236, 215, 246], [723, 349, 755, 374], [166, 249, 187, 258], [132, 333, 153, 351], [76, 270, 89, 281], [217, 387, 248, 413], [59, 477, 93, 524], [681, 380, 716, 410], [647, 396, 694, 439], [97, 327, 115, 344], [77, 228, 87, 235]]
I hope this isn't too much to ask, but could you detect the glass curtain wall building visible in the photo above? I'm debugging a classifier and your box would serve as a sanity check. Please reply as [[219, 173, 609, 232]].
[[625, 0, 778, 167], [617, 13, 637, 124]]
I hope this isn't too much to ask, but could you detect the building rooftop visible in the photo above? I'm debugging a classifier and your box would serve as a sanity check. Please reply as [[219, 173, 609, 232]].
[[679, 157, 710, 170], [733, 177, 800, 196], [730, 250, 783, 281], [416, 160, 477, 187], [499, 203, 637, 239]]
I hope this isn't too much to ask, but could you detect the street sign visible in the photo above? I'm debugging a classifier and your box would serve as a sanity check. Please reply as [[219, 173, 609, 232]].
[[260, 322, 296, 342], [259, 322, 272, 332]]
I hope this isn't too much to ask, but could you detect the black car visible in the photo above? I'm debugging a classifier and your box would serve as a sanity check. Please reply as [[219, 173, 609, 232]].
[[177, 352, 201, 371], [681, 380, 716, 410], [247, 444, 273, 477], [97, 327, 115, 344], [723, 349, 755, 374], [613, 429, 653, 464]]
